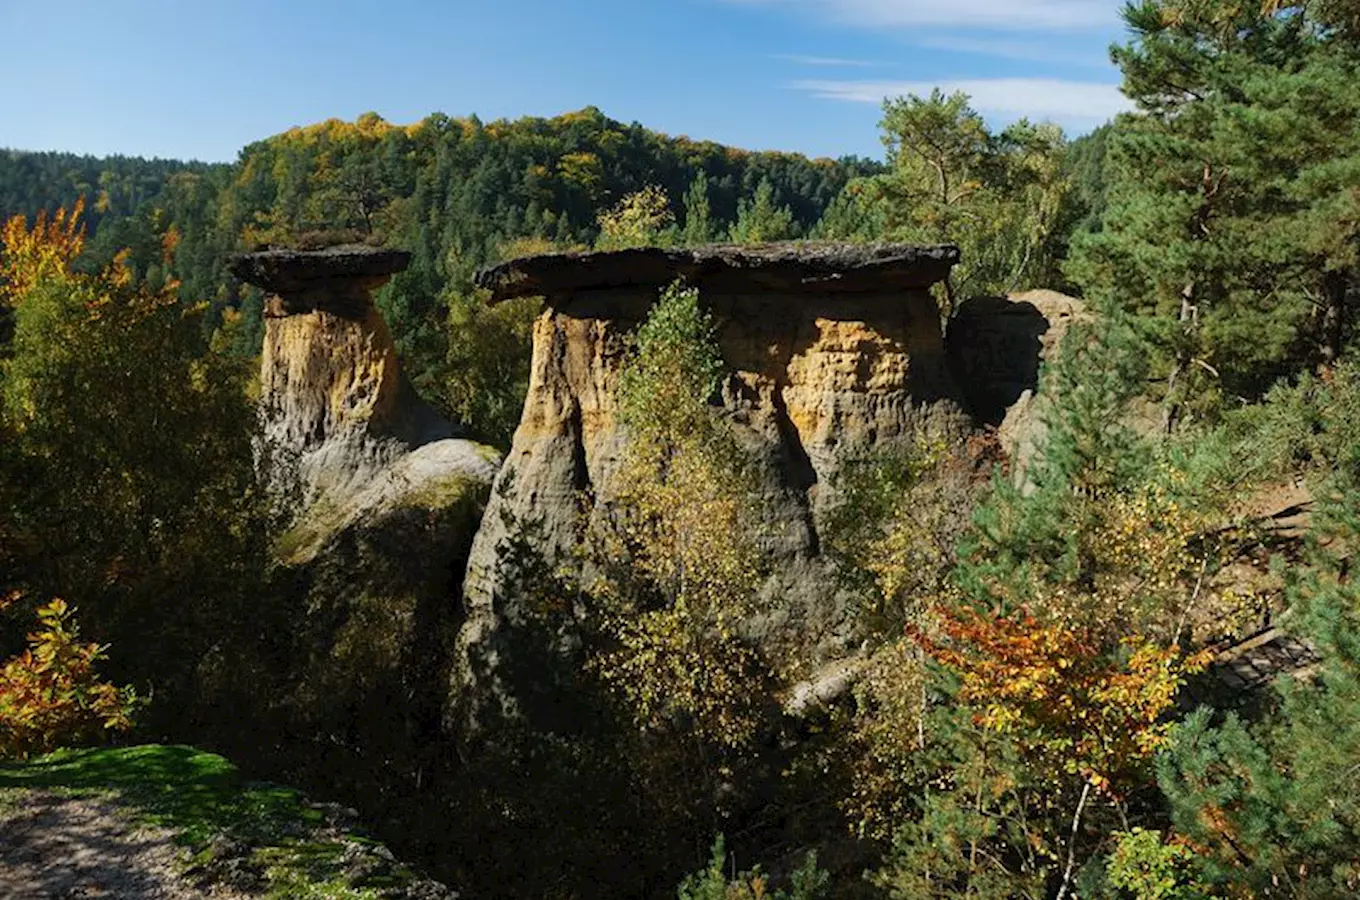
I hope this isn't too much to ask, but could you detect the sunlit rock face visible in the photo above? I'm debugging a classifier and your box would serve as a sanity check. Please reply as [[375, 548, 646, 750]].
[[457, 242, 975, 727], [222, 245, 501, 789], [229, 246, 499, 560]]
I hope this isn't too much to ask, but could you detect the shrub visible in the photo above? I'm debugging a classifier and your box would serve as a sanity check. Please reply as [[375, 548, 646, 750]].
[[677, 835, 830, 900], [0, 595, 139, 759]]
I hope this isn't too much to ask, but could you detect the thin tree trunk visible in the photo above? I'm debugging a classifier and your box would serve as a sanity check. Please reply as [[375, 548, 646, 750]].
[[942, 277, 957, 322], [1165, 163, 1219, 433], [1163, 282, 1198, 434], [1320, 269, 1350, 369], [968, 745, 988, 896], [1054, 780, 1092, 900]]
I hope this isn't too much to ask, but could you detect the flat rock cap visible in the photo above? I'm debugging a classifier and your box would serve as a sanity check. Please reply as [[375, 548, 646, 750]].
[[476, 242, 960, 303], [228, 244, 412, 294]]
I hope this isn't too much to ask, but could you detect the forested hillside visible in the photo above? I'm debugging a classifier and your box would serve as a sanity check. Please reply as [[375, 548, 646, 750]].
[[1, 108, 877, 441]]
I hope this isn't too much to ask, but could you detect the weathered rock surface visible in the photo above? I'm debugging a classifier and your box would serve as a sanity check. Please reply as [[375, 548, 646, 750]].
[[476, 242, 960, 301], [231, 245, 413, 315], [459, 242, 973, 725], [946, 289, 1093, 479], [218, 247, 499, 892], [229, 245, 499, 560]]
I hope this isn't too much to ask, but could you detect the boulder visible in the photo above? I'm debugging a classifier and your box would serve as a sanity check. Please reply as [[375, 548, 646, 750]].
[[946, 289, 1093, 480]]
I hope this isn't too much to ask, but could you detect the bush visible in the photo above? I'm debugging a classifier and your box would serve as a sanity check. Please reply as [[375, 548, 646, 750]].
[[0, 595, 139, 759], [677, 835, 830, 900]]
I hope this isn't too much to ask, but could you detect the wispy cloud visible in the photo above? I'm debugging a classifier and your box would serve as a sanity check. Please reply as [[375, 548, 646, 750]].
[[792, 77, 1131, 125], [910, 35, 1112, 67], [772, 53, 894, 67], [727, 0, 1116, 32]]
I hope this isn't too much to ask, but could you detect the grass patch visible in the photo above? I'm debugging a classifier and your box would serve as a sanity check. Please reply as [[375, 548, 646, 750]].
[[0, 744, 316, 845], [0, 744, 445, 898]]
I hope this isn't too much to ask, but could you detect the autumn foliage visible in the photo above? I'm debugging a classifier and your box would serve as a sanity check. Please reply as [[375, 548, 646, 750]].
[[0, 198, 87, 304], [913, 605, 1210, 798], [0, 595, 139, 759]]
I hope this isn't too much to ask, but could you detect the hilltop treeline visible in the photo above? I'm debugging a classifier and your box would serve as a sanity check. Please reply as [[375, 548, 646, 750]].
[[0, 108, 878, 419]]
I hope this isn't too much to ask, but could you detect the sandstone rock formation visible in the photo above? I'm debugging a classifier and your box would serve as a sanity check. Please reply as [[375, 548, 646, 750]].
[[221, 246, 502, 840], [229, 245, 500, 561], [459, 242, 974, 725], [947, 289, 1093, 479]]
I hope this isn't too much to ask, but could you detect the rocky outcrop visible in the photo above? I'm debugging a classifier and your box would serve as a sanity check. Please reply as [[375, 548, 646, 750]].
[[229, 246, 500, 561], [218, 247, 502, 889], [458, 242, 973, 725], [947, 289, 1093, 479]]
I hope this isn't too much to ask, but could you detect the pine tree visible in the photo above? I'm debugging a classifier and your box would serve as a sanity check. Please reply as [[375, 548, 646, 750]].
[[873, 90, 1068, 316], [728, 177, 796, 244], [810, 179, 888, 241], [1067, 1, 1360, 427], [681, 172, 716, 245], [1156, 363, 1360, 897]]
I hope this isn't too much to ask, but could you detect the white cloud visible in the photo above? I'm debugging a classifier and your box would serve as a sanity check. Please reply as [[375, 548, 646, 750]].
[[909, 35, 1112, 67], [772, 53, 893, 67], [792, 77, 1132, 124], [728, 0, 1116, 31]]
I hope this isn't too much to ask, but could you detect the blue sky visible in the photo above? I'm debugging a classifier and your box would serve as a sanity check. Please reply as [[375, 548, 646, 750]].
[[1, 0, 1131, 163]]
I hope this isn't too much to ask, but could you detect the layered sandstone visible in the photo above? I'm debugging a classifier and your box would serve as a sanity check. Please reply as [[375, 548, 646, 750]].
[[458, 243, 974, 724], [224, 245, 500, 802], [229, 245, 499, 559]]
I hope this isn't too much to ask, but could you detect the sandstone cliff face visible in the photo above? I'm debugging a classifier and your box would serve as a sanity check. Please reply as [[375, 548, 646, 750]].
[[218, 247, 503, 858], [947, 289, 1093, 481], [458, 244, 974, 724], [230, 246, 500, 560]]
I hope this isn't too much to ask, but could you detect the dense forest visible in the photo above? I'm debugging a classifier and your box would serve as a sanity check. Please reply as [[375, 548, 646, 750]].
[[0, 109, 877, 443], [4, 0, 1360, 897]]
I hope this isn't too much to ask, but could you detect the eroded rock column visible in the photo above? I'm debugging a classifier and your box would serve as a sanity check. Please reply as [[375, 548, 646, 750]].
[[229, 245, 499, 561], [230, 246, 460, 503], [457, 242, 973, 726]]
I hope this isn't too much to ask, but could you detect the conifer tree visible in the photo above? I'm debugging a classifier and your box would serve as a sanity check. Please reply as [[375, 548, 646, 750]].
[[810, 179, 888, 241], [873, 90, 1068, 316], [728, 177, 796, 243], [1068, 0, 1360, 426], [681, 172, 716, 245], [1156, 363, 1360, 897]]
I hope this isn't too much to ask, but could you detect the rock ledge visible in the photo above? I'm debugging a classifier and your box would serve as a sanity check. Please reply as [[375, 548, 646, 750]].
[[229, 245, 412, 315], [476, 242, 960, 303]]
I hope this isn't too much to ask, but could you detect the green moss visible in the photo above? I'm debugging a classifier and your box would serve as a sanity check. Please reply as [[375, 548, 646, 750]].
[[0, 744, 439, 897], [396, 472, 480, 512], [274, 495, 349, 566], [274, 466, 490, 566]]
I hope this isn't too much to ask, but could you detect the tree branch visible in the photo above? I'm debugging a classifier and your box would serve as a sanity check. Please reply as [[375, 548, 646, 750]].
[[1055, 780, 1092, 900]]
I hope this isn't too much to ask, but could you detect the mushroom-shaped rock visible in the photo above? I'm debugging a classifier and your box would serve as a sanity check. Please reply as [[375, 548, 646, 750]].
[[457, 241, 972, 729], [230, 244, 499, 561], [229, 245, 412, 317], [225, 246, 501, 815]]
